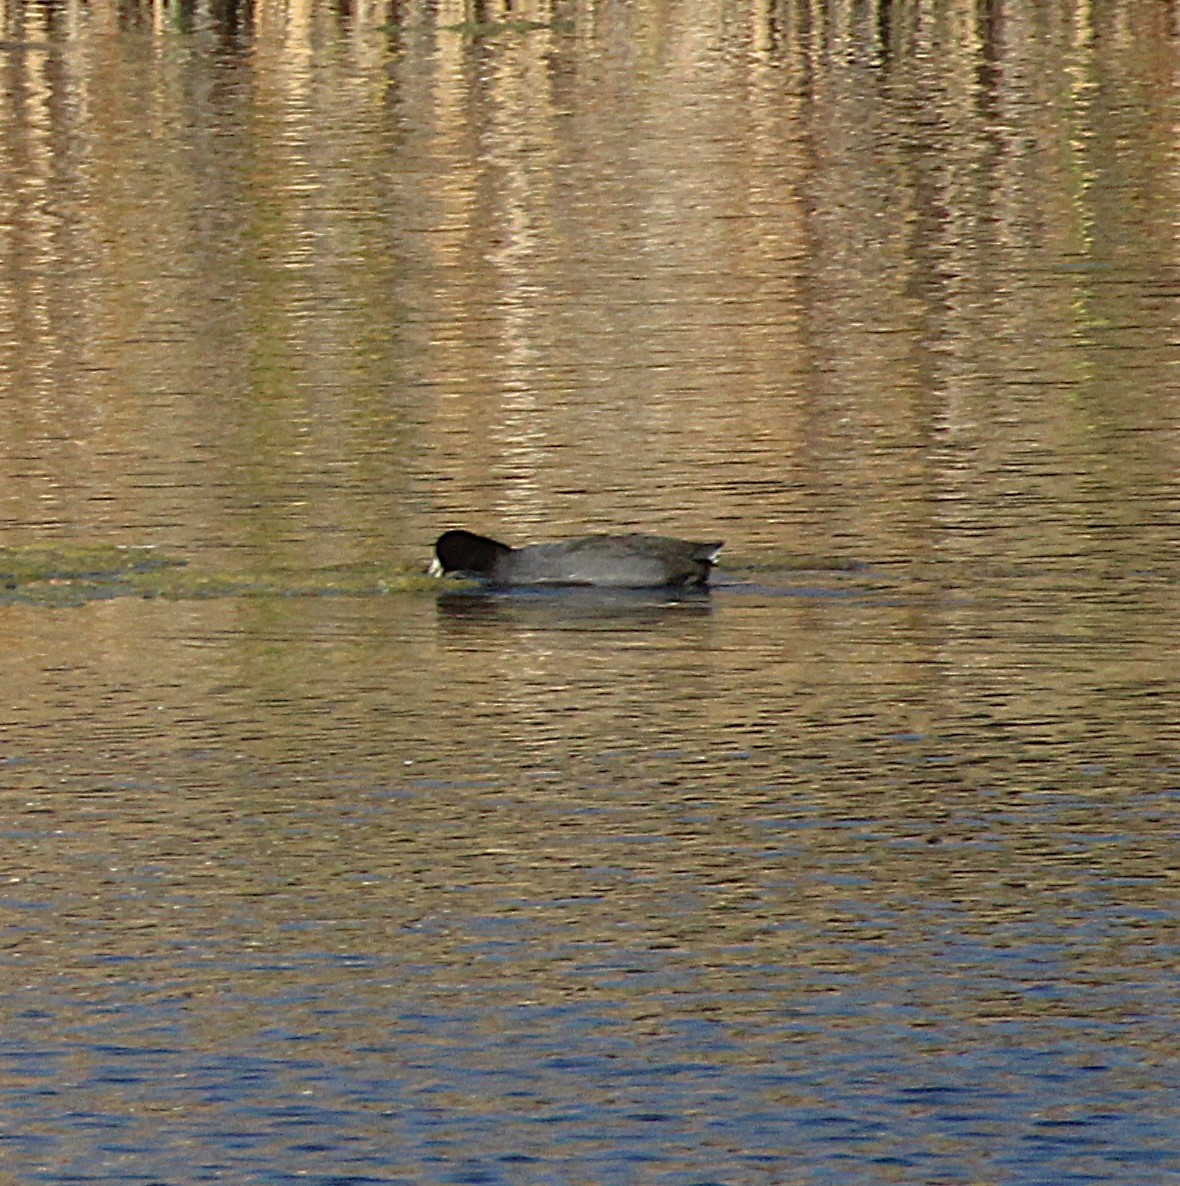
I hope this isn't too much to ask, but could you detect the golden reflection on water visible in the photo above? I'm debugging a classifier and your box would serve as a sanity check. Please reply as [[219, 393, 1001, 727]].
[[0, 1, 1176, 565], [2, 579, 1175, 941]]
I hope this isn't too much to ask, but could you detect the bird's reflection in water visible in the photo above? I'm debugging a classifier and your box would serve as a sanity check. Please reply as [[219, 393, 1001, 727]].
[[434, 586, 715, 634]]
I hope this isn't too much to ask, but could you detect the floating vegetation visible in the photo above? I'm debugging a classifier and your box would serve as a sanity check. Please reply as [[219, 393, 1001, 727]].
[[0, 544, 466, 608], [134, 565, 454, 601], [0, 543, 184, 587]]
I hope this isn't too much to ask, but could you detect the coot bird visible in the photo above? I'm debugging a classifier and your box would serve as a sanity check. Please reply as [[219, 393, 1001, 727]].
[[430, 529, 723, 588]]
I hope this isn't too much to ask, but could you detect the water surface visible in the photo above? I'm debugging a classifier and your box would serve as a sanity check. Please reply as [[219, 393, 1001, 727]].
[[1, 1, 1178, 1182]]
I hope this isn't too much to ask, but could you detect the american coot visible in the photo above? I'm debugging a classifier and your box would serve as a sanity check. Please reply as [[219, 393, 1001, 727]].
[[430, 529, 723, 588]]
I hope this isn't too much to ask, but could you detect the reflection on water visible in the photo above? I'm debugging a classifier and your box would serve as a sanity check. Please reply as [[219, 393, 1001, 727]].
[[2, 0, 1179, 1182], [435, 585, 716, 632]]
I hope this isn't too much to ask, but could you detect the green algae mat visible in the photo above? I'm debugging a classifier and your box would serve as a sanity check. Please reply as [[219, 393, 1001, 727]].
[[0, 544, 442, 607]]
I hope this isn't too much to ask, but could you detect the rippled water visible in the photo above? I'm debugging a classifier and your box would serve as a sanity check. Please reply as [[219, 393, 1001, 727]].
[[4, 576, 1177, 1183], [2, 1, 1179, 1183]]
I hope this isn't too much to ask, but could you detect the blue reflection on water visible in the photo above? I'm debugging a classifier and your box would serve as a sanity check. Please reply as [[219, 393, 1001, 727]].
[[3, 920, 1177, 1186]]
